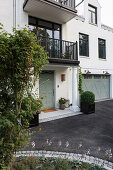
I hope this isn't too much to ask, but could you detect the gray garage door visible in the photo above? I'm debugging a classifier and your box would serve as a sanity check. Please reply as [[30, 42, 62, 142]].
[[82, 74, 110, 100]]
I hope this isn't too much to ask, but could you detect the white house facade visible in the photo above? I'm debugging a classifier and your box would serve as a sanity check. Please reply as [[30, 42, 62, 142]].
[[0, 0, 113, 111], [64, 0, 113, 101]]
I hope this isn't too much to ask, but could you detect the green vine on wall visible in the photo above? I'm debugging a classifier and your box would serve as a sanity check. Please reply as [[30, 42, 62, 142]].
[[78, 67, 83, 94]]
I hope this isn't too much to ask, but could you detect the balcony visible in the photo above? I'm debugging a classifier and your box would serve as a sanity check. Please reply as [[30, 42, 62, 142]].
[[23, 0, 77, 24], [37, 36, 79, 66]]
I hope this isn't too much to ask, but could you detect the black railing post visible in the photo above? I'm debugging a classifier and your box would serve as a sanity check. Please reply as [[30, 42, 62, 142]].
[[37, 36, 78, 61], [76, 41, 78, 60]]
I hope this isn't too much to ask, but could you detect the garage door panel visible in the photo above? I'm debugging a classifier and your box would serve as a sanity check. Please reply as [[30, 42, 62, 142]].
[[82, 75, 110, 100]]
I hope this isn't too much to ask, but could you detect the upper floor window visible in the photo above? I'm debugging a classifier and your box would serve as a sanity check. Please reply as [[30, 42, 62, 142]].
[[88, 4, 97, 24], [79, 33, 89, 57], [98, 38, 106, 59], [29, 16, 61, 40]]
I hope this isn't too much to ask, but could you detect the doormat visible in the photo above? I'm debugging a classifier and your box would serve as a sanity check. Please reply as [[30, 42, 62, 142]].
[[43, 108, 57, 113]]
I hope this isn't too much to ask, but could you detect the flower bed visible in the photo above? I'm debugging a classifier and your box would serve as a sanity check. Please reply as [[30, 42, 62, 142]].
[[10, 156, 105, 170]]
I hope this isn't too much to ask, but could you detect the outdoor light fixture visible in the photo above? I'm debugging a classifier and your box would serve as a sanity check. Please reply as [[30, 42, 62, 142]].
[[61, 74, 65, 81], [104, 71, 110, 75], [86, 70, 91, 74]]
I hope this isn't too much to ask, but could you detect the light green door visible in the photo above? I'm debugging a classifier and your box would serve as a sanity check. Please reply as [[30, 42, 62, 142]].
[[82, 75, 110, 100], [39, 71, 54, 109]]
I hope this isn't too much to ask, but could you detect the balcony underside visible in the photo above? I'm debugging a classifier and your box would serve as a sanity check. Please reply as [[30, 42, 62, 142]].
[[49, 58, 80, 66], [23, 0, 77, 24]]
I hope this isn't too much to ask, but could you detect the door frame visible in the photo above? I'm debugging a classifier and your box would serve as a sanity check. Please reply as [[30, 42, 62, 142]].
[[39, 70, 55, 108]]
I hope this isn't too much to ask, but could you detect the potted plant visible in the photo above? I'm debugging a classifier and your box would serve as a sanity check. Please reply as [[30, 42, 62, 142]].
[[29, 98, 43, 126], [21, 96, 43, 127], [80, 91, 95, 114], [59, 97, 67, 110]]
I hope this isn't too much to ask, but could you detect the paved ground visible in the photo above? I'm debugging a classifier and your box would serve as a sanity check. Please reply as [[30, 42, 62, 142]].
[[24, 100, 113, 162]]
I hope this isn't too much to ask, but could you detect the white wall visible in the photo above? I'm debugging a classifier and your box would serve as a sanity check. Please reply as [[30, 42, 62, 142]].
[[0, 0, 13, 32], [42, 65, 73, 108], [0, 0, 28, 33], [63, 0, 113, 98]]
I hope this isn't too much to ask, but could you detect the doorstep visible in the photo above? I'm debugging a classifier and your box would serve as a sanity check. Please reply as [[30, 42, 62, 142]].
[[39, 108, 82, 123]]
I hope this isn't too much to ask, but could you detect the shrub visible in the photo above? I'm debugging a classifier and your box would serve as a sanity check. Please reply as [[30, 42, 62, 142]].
[[81, 91, 95, 104], [10, 156, 104, 170], [59, 98, 67, 104], [0, 24, 48, 169]]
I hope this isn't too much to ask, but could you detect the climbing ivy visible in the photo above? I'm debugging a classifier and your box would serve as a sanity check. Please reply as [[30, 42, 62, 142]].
[[78, 67, 83, 94]]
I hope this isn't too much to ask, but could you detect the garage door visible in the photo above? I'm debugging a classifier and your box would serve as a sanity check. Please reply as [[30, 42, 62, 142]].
[[82, 75, 110, 100]]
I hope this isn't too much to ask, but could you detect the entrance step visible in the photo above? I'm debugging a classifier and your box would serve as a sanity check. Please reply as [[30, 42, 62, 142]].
[[39, 108, 82, 123]]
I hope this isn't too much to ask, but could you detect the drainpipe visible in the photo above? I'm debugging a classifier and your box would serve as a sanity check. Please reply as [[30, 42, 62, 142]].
[[75, 0, 85, 8], [70, 67, 80, 112], [13, 0, 16, 28]]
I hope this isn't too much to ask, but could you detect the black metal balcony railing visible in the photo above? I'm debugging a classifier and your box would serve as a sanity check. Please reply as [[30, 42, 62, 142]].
[[37, 36, 78, 61], [54, 0, 75, 8]]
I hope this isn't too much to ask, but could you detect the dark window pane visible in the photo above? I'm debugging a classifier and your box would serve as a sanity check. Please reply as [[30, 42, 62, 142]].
[[38, 20, 52, 29], [37, 27, 46, 37], [54, 24, 60, 31], [79, 33, 89, 56], [98, 39, 106, 59], [94, 75, 101, 79], [29, 25, 37, 34], [29, 17, 36, 25], [83, 75, 92, 79]]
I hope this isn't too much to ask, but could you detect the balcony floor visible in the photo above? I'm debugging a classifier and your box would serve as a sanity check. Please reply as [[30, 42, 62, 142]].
[[49, 58, 80, 66]]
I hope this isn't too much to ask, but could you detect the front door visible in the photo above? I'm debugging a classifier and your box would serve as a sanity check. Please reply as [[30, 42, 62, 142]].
[[39, 71, 54, 109]]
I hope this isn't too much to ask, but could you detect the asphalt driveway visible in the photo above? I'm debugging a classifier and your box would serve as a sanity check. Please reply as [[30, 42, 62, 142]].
[[25, 100, 113, 162]]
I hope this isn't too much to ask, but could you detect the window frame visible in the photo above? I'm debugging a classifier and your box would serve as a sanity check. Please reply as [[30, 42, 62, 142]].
[[79, 33, 89, 57], [88, 4, 97, 25], [29, 16, 62, 40], [98, 38, 106, 59]]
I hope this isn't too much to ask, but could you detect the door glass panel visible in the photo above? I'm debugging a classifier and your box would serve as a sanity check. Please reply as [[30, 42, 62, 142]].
[[54, 24, 60, 39], [54, 31, 60, 39], [37, 27, 46, 37], [29, 25, 37, 34], [46, 29, 53, 38]]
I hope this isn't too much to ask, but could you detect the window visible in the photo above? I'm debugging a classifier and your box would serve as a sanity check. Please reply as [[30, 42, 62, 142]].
[[88, 4, 97, 24], [29, 16, 61, 40], [98, 38, 106, 59], [79, 33, 89, 56], [83, 75, 92, 79]]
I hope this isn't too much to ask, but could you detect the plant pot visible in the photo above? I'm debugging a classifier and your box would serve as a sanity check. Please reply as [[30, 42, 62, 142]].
[[60, 104, 66, 110], [78, 94, 81, 108], [29, 111, 40, 127], [80, 102, 95, 114]]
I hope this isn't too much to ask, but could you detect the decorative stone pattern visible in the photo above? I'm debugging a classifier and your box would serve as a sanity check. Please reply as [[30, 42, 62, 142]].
[[16, 150, 113, 170]]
